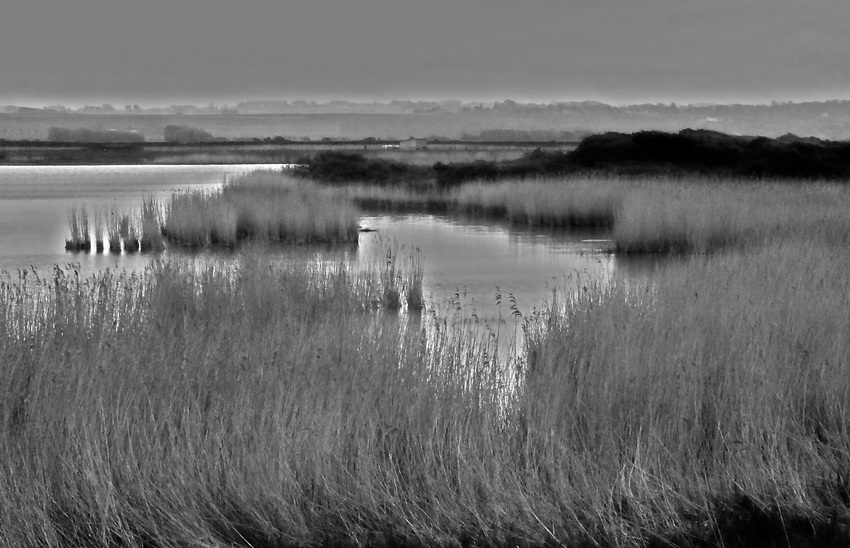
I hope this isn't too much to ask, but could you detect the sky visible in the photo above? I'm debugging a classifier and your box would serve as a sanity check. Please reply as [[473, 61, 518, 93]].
[[2, 0, 850, 107]]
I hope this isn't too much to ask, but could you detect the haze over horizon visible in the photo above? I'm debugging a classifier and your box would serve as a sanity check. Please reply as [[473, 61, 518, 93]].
[[3, 0, 850, 108]]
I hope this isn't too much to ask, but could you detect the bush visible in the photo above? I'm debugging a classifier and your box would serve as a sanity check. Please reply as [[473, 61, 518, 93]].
[[300, 152, 425, 185], [163, 125, 216, 143], [570, 129, 850, 178]]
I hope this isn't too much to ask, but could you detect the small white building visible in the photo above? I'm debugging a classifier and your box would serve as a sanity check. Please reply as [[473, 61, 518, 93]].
[[399, 138, 428, 150]]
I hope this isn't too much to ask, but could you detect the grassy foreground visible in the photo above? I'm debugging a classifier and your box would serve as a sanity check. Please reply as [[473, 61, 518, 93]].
[[2, 237, 850, 545]]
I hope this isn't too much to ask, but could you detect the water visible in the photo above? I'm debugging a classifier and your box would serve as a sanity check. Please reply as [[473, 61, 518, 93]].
[[358, 214, 615, 320], [0, 164, 282, 274], [0, 165, 623, 319]]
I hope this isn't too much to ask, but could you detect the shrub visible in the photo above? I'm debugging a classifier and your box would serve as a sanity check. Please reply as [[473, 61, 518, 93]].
[[163, 125, 216, 143]]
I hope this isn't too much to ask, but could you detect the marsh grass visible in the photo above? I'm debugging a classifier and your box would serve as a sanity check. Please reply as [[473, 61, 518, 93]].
[[612, 180, 850, 253], [521, 242, 850, 544], [346, 175, 850, 255], [164, 170, 359, 247], [452, 177, 623, 227], [3, 238, 850, 545], [92, 209, 105, 253], [65, 206, 91, 252], [139, 197, 166, 252], [107, 209, 122, 253]]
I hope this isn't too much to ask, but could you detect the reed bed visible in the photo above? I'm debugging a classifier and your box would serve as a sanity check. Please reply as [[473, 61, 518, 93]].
[[452, 177, 623, 227], [612, 179, 850, 253], [164, 170, 359, 247], [521, 241, 850, 544], [345, 175, 850, 254], [4, 237, 850, 545]]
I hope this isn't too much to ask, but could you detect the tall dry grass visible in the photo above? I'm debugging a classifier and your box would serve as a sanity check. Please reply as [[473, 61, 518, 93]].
[[451, 176, 623, 227], [164, 170, 359, 247], [4, 237, 850, 545], [521, 241, 850, 544], [345, 175, 850, 254], [612, 179, 850, 253]]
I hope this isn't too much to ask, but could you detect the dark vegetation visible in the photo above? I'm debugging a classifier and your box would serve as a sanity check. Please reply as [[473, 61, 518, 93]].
[[296, 151, 431, 186], [163, 124, 218, 143], [301, 129, 850, 190], [5, 128, 850, 184], [571, 129, 850, 178]]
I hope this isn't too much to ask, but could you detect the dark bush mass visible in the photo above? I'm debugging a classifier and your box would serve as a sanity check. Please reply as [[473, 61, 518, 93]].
[[298, 151, 428, 185], [163, 125, 217, 143], [571, 129, 850, 179]]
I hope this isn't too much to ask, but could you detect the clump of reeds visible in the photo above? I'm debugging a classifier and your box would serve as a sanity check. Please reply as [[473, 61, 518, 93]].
[[107, 208, 122, 253], [139, 197, 165, 252], [404, 246, 424, 310], [163, 170, 359, 248], [119, 213, 139, 253], [611, 179, 850, 253], [64, 206, 91, 252], [93, 209, 105, 252]]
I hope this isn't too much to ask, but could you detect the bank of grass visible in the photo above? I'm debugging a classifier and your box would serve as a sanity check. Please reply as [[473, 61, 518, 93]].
[[3, 240, 850, 546], [612, 179, 850, 253], [522, 242, 850, 545], [347, 175, 850, 253], [163, 170, 359, 247]]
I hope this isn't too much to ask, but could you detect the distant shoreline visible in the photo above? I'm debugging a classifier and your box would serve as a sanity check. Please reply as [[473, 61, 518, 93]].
[[0, 140, 575, 166]]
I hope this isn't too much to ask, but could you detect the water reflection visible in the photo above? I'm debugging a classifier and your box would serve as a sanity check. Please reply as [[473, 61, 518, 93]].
[[0, 164, 282, 274], [357, 213, 615, 321]]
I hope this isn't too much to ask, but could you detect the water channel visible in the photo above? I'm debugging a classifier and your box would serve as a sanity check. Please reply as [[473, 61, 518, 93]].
[[0, 165, 649, 320]]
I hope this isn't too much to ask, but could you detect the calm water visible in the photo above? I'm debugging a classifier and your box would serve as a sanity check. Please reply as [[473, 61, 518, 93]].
[[0, 165, 629, 319]]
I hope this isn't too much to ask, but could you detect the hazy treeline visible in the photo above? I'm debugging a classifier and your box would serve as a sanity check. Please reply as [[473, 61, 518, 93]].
[[47, 127, 145, 143]]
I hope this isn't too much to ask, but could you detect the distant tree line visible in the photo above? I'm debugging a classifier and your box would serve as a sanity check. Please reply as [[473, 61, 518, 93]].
[[47, 127, 145, 143]]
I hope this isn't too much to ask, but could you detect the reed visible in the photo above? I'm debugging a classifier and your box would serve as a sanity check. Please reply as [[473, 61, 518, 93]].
[[521, 241, 850, 544], [451, 176, 623, 227], [121, 213, 139, 253], [107, 208, 122, 253], [2, 241, 850, 545], [93, 209, 105, 253], [612, 179, 850, 253], [64, 206, 91, 252], [164, 170, 359, 247], [343, 175, 850, 255], [139, 197, 165, 252]]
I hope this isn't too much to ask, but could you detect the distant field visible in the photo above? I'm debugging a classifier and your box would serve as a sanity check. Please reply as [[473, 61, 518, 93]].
[[0, 112, 588, 142], [5, 109, 849, 142]]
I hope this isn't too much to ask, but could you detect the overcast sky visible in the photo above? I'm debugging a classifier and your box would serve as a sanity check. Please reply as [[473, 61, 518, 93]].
[[2, 0, 849, 106]]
